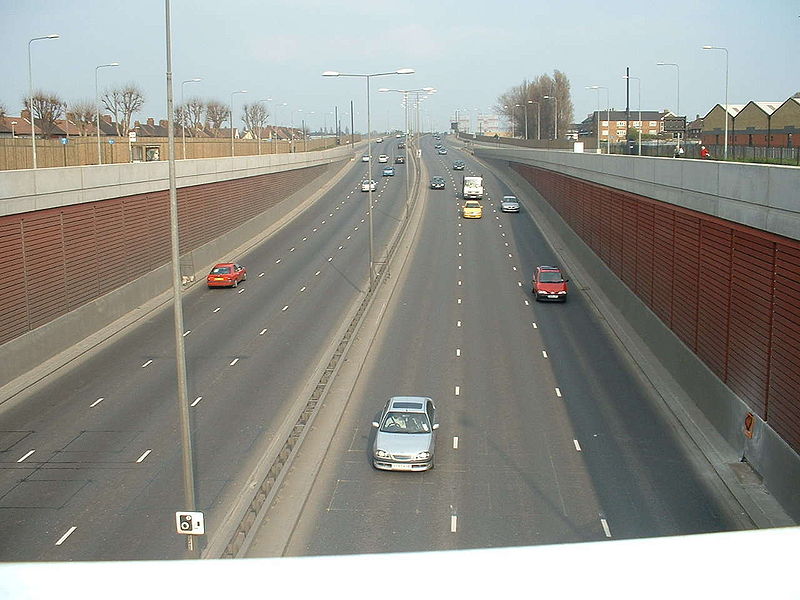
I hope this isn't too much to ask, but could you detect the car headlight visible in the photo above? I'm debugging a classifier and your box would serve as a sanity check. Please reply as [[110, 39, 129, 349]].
[[414, 451, 431, 461], [537, 290, 548, 294], [375, 449, 390, 459]]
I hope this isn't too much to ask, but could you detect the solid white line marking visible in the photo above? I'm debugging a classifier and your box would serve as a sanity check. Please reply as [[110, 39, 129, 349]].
[[455, 386, 460, 396], [456, 348, 461, 357], [17, 450, 35, 463], [136, 449, 152, 463], [453, 437, 459, 449], [542, 350, 548, 358], [258, 272, 265, 277], [574, 439, 582, 452], [213, 307, 221, 313], [90, 397, 104, 408], [282, 305, 289, 311], [141, 360, 153, 368], [601, 518, 612, 538], [300, 286, 306, 292], [451, 515, 458, 533], [555, 387, 562, 397], [259, 328, 267, 335], [229, 358, 239, 366], [191, 396, 203, 407], [55, 527, 77, 546], [182, 330, 191, 337]]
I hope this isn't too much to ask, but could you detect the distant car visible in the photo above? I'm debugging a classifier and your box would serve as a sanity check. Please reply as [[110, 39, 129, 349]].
[[461, 200, 482, 218], [375, 137, 384, 143], [430, 176, 446, 189], [395, 133, 402, 138], [372, 396, 439, 471], [361, 155, 370, 162], [500, 195, 520, 212], [395, 155, 405, 164], [382, 166, 395, 176], [532, 265, 568, 302], [398, 142, 405, 149], [378, 154, 389, 163], [361, 179, 377, 192], [452, 160, 465, 170], [207, 263, 247, 288], [438, 148, 448, 155]]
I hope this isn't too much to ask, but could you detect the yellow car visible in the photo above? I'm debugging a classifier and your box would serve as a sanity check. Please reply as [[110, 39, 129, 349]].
[[461, 200, 483, 219]]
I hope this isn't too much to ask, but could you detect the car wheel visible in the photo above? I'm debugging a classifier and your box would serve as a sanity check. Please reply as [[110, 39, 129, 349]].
[[232, 279, 238, 288], [242, 273, 247, 281]]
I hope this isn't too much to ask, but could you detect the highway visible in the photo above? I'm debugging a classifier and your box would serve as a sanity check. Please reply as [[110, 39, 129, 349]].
[[247, 134, 753, 557], [0, 140, 411, 560]]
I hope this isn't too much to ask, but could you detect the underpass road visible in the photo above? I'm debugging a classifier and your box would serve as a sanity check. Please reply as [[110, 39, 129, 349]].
[[255, 135, 752, 558], [0, 142, 411, 561]]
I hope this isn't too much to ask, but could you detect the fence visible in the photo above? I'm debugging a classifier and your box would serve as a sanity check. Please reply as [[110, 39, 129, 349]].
[[0, 135, 361, 171]]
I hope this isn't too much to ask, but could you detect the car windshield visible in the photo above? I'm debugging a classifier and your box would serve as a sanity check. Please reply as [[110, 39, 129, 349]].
[[465, 202, 480, 208], [380, 412, 431, 434], [503, 197, 517, 203], [211, 266, 231, 274], [539, 272, 563, 283]]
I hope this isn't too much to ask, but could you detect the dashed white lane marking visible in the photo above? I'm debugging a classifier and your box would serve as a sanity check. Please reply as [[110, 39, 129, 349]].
[[275, 259, 282, 264], [338, 245, 344, 250], [300, 286, 306, 293], [136, 449, 152, 463], [282, 305, 289, 311], [458, 281, 462, 286], [346, 235, 351, 240], [17, 450, 35, 463], [290, 247, 295, 252], [327, 257, 333, 262], [574, 439, 582, 452], [238, 289, 245, 294], [505, 242, 509, 246], [458, 253, 462, 257], [453, 437, 459, 449], [601, 518, 612, 538], [458, 265, 462, 270], [182, 330, 191, 337], [191, 396, 203, 407], [141, 360, 153, 368], [354, 226, 359, 230], [322, 220, 326, 224], [315, 270, 321, 276], [457, 298, 462, 304], [213, 307, 221, 313], [508, 253, 513, 258], [229, 358, 239, 366], [455, 386, 460, 396], [90, 397, 104, 408], [456, 348, 461, 357], [258, 272, 265, 277], [302, 237, 307, 241], [457, 320, 462, 327], [55, 526, 77, 546], [542, 350, 548, 358], [313, 228, 318, 232], [532, 322, 538, 328], [512, 266, 517, 271], [259, 328, 267, 335], [524, 300, 530, 306], [517, 282, 522, 287], [555, 387, 562, 397], [450, 514, 458, 533]]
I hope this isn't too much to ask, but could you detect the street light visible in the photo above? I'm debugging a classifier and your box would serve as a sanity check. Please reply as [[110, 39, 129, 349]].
[[515, 103, 527, 139], [527, 100, 540, 140], [587, 85, 610, 154], [623, 75, 641, 155], [28, 34, 60, 169], [543, 95, 558, 141], [657, 62, 680, 152], [230, 89, 247, 157], [323, 67, 414, 291], [95, 61, 119, 165], [180, 78, 201, 159], [703, 45, 729, 160]]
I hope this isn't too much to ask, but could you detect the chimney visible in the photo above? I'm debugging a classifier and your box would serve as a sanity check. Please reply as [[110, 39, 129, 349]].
[[159, 120, 168, 128], [147, 118, 155, 126], [21, 109, 31, 121]]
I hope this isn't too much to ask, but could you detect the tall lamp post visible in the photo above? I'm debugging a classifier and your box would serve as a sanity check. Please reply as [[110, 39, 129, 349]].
[[516, 103, 527, 139], [180, 78, 201, 159], [657, 62, 680, 152], [703, 45, 729, 160], [587, 85, 609, 154], [623, 75, 642, 155], [543, 94, 558, 140], [94, 61, 119, 166], [527, 100, 540, 140], [28, 34, 60, 169], [229, 89, 247, 157], [323, 67, 414, 291]]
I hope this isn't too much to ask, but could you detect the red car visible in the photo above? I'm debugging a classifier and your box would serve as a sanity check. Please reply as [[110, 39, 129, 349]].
[[532, 265, 568, 302], [207, 263, 247, 288]]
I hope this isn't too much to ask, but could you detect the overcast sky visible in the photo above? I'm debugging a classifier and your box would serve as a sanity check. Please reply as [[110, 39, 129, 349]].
[[3, 0, 798, 133]]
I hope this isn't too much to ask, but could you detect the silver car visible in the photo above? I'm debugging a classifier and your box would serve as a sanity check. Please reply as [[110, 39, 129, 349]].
[[500, 195, 520, 212], [372, 396, 438, 471]]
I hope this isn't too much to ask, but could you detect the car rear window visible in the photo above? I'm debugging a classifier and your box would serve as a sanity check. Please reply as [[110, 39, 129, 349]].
[[539, 271, 563, 283], [392, 401, 424, 410], [212, 266, 231, 274]]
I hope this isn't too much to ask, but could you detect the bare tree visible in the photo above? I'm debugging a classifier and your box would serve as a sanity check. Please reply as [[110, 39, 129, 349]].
[[0, 103, 6, 120], [241, 103, 269, 140], [175, 104, 188, 135], [185, 97, 205, 135], [205, 100, 229, 136], [101, 83, 144, 135], [23, 91, 65, 137], [495, 70, 573, 140], [70, 99, 96, 136]]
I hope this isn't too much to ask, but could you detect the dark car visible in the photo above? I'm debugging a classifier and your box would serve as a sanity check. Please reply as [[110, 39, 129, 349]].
[[453, 160, 465, 170], [207, 263, 247, 288], [430, 176, 446, 189], [395, 155, 405, 164]]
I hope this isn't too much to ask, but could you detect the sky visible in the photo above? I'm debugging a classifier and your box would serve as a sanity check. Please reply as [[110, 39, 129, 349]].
[[2, 0, 798, 134]]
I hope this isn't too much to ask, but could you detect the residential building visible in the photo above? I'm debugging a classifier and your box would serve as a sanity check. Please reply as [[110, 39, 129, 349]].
[[578, 110, 671, 141]]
